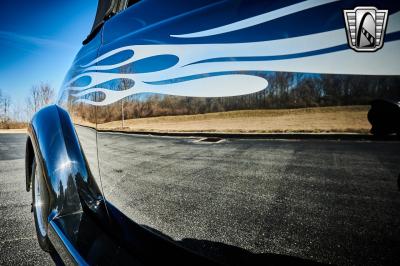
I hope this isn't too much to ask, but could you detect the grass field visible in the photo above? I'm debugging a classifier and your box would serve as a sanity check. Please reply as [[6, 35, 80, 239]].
[[0, 128, 27, 134], [0, 122, 28, 133], [97, 105, 371, 134]]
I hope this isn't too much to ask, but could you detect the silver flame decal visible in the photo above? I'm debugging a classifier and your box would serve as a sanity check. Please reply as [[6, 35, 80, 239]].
[[65, 11, 400, 106]]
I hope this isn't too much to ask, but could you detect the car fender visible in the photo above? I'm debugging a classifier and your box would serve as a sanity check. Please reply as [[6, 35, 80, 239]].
[[26, 104, 104, 218]]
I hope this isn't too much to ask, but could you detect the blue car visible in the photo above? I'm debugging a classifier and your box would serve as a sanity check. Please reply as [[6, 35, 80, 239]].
[[25, 0, 400, 265]]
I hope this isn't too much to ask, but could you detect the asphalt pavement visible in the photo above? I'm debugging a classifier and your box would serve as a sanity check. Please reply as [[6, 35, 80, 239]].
[[0, 133, 53, 265], [1, 132, 400, 265]]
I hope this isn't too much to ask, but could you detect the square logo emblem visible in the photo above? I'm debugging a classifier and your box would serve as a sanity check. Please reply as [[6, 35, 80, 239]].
[[343, 7, 388, 52]]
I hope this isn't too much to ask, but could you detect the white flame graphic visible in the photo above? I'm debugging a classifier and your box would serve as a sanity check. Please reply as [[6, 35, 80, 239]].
[[65, 11, 400, 106]]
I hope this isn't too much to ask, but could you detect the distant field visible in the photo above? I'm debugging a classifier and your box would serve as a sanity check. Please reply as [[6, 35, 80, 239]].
[[97, 105, 371, 134], [0, 128, 27, 134], [0, 122, 28, 133]]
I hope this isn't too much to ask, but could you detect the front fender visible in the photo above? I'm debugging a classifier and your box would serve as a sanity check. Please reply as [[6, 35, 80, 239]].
[[26, 105, 110, 264], [25, 105, 218, 265], [27, 104, 104, 218]]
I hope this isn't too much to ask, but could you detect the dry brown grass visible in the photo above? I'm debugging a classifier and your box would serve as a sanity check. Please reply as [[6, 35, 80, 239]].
[[0, 122, 28, 132], [96, 105, 371, 134], [0, 128, 27, 134], [71, 116, 96, 128]]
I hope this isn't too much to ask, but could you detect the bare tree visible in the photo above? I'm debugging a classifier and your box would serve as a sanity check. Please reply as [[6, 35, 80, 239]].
[[0, 89, 11, 123], [118, 65, 134, 128], [26, 82, 55, 118], [39, 83, 54, 107]]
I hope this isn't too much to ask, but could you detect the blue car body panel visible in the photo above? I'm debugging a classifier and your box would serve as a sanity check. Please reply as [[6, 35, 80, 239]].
[[63, 0, 400, 107], [26, 0, 400, 264]]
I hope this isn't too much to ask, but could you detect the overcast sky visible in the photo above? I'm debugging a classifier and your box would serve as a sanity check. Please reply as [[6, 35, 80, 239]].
[[0, 0, 97, 110]]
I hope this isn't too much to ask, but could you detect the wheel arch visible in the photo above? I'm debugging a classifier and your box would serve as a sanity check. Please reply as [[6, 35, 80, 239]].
[[25, 104, 104, 221], [25, 136, 34, 192]]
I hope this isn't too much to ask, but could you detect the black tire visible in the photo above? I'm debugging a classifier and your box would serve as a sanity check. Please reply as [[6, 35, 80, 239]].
[[31, 157, 51, 252]]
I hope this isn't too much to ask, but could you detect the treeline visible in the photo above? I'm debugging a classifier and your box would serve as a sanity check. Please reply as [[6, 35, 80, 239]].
[[0, 89, 14, 129], [25, 83, 54, 114], [0, 83, 54, 129], [73, 73, 400, 124]]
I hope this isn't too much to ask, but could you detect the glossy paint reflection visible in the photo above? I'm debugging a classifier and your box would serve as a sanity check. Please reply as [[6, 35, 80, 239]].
[[28, 105, 108, 263], [49, 0, 400, 264]]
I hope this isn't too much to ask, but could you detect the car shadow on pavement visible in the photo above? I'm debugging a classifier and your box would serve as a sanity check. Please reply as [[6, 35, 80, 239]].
[[142, 225, 326, 266], [46, 199, 327, 266], [49, 248, 64, 266]]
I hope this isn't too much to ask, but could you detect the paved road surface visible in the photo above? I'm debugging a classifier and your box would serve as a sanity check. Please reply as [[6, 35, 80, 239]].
[[0, 133, 53, 265], [1, 132, 400, 265]]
